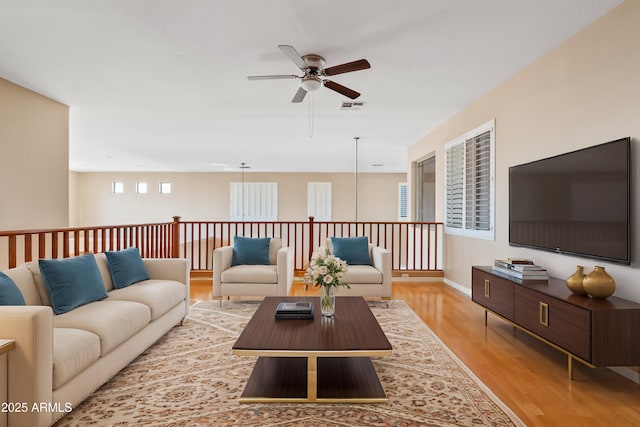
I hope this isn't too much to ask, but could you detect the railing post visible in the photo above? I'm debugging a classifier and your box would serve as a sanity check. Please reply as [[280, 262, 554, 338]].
[[172, 216, 181, 258], [308, 216, 315, 263]]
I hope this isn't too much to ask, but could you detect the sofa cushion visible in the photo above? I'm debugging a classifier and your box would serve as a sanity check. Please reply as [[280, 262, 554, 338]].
[[222, 264, 278, 284], [93, 253, 115, 292], [24, 261, 51, 306], [232, 236, 271, 266], [54, 300, 151, 355], [107, 279, 186, 320], [341, 265, 383, 284], [105, 247, 150, 289], [0, 271, 25, 305], [52, 328, 101, 390], [39, 254, 108, 315], [331, 237, 372, 265], [3, 266, 42, 305]]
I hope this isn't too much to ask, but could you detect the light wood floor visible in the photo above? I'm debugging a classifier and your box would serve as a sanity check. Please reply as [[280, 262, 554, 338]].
[[190, 278, 640, 426]]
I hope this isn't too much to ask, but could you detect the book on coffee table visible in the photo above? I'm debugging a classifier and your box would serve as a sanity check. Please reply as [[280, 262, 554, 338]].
[[275, 301, 314, 319]]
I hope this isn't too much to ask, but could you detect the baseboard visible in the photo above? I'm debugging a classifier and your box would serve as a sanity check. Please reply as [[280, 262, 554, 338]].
[[443, 278, 471, 297], [393, 276, 442, 283], [608, 366, 640, 384]]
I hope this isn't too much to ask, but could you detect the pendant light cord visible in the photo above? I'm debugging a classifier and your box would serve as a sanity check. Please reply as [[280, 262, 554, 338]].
[[308, 92, 314, 138]]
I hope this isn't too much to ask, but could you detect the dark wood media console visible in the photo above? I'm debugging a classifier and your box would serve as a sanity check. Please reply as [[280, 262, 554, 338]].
[[472, 266, 640, 379]]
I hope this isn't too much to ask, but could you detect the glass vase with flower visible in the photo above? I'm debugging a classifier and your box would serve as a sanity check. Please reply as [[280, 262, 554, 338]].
[[305, 253, 350, 316]]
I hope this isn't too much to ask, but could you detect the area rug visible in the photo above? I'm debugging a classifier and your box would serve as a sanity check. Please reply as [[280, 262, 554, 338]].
[[55, 300, 524, 426]]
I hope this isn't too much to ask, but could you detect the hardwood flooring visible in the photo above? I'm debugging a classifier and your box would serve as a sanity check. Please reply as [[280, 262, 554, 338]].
[[190, 277, 640, 426]]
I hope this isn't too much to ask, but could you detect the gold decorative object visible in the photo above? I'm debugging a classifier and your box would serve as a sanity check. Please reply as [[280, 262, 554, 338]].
[[565, 265, 587, 296], [583, 266, 616, 299]]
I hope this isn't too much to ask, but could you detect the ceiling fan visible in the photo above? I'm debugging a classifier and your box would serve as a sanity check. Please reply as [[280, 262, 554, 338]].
[[248, 45, 370, 103]]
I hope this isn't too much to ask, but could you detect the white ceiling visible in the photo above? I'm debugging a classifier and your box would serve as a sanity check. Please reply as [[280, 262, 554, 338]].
[[0, 0, 621, 173]]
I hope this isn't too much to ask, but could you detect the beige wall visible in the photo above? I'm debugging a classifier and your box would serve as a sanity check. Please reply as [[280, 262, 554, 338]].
[[0, 78, 69, 229], [408, 0, 640, 302], [72, 172, 406, 226]]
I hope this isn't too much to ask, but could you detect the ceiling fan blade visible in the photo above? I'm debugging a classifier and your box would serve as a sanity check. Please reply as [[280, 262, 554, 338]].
[[278, 45, 308, 70], [324, 59, 371, 76], [291, 86, 307, 103], [247, 74, 298, 81], [324, 80, 361, 99]]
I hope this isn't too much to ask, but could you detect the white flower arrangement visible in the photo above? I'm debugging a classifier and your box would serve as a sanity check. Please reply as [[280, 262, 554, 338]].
[[305, 253, 350, 290]]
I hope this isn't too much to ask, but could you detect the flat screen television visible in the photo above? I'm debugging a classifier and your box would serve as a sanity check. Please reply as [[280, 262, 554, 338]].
[[509, 137, 631, 264]]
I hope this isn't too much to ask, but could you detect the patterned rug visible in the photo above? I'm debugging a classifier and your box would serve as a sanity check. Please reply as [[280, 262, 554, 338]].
[[55, 300, 524, 426]]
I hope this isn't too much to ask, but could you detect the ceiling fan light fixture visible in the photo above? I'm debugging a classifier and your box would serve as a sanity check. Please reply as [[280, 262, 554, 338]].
[[300, 76, 322, 92]]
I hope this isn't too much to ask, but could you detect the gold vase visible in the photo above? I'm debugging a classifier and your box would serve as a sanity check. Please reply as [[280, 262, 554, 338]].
[[583, 266, 616, 299], [565, 265, 587, 296]]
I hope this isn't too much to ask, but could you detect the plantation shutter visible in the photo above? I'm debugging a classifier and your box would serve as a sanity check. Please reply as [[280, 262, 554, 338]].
[[398, 183, 408, 221], [230, 182, 278, 221], [465, 131, 491, 231], [444, 119, 494, 239], [308, 182, 332, 221], [445, 142, 464, 229]]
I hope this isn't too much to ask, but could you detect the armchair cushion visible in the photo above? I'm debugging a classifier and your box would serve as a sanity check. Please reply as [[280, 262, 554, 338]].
[[222, 264, 278, 284], [232, 236, 271, 266], [105, 247, 150, 289], [342, 265, 383, 284], [330, 236, 372, 265], [0, 271, 25, 305]]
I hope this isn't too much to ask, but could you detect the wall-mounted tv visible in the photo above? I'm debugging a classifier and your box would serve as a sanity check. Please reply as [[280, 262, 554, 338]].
[[509, 137, 631, 264]]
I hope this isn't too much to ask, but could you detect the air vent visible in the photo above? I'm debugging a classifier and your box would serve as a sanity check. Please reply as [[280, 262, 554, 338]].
[[340, 101, 366, 110]]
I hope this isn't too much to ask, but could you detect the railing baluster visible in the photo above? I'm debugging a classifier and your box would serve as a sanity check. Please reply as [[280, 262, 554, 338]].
[[51, 233, 58, 259], [24, 234, 33, 263], [39, 233, 46, 260], [8, 235, 17, 268]]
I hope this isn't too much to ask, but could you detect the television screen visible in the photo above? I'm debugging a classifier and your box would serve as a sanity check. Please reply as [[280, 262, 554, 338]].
[[509, 137, 630, 264]]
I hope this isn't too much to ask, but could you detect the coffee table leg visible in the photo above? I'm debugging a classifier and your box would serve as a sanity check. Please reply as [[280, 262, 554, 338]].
[[307, 356, 317, 401]]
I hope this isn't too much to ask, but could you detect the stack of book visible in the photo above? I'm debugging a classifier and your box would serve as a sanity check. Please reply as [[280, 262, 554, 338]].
[[492, 258, 548, 280], [275, 301, 314, 320]]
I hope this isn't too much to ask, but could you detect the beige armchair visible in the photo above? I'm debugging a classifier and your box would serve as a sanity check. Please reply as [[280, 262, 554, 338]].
[[213, 237, 294, 303], [316, 237, 392, 300]]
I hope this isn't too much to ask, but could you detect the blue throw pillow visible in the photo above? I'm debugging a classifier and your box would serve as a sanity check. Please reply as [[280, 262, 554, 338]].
[[331, 236, 372, 265], [0, 271, 26, 305], [39, 254, 108, 315], [105, 247, 150, 289], [231, 236, 271, 266]]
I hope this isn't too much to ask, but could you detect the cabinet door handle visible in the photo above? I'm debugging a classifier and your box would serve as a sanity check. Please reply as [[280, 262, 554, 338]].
[[539, 302, 549, 327], [484, 279, 490, 297]]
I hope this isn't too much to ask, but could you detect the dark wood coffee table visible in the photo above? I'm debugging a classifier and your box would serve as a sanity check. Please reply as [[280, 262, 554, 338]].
[[232, 296, 392, 403]]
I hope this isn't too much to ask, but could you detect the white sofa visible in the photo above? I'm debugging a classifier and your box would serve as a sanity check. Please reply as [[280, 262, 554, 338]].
[[317, 239, 392, 299], [213, 237, 294, 301], [0, 253, 189, 427]]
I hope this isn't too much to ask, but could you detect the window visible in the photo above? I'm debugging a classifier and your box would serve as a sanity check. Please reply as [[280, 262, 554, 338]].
[[136, 182, 148, 194], [112, 182, 124, 194], [230, 182, 278, 221], [444, 119, 494, 239], [308, 182, 332, 221], [416, 156, 435, 222], [159, 182, 172, 194], [398, 183, 408, 221]]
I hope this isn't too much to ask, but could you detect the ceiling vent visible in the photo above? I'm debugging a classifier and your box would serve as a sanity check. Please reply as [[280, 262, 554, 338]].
[[340, 101, 366, 111]]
